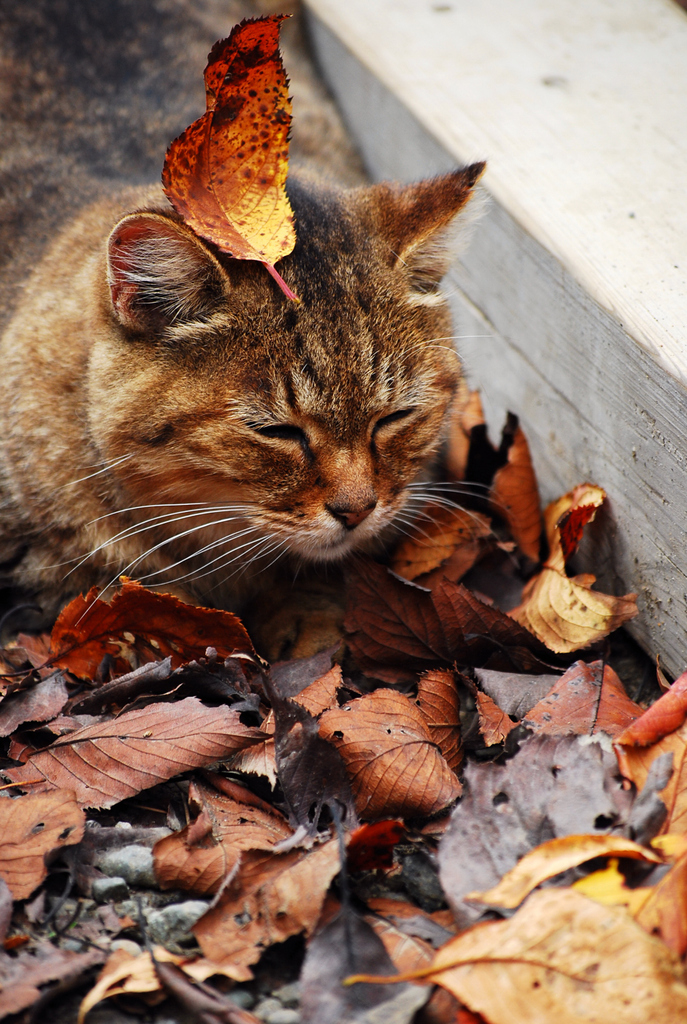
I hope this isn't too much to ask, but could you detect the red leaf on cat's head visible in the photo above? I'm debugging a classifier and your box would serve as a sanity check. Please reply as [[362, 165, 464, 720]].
[[162, 16, 297, 300]]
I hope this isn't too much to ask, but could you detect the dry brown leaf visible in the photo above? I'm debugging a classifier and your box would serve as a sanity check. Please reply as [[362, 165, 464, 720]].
[[367, 913, 433, 973], [319, 689, 462, 820], [50, 579, 253, 679], [616, 719, 687, 835], [490, 423, 542, 562], [474, 689, 518, 746], [162, 16, 296, 296], [345, 560, 552, 685], [0, 790, 84, 899], [291, 665, 342, 717], [193, 838, 340, 973], [390, 505, 492, 584], [153, 780, 292, 895], [524, 660, 643, 738], [466, 834, 662, 910], [415, 669, 463, 771], [5, 697, 263, 808], [353, 889, 687, 1023]]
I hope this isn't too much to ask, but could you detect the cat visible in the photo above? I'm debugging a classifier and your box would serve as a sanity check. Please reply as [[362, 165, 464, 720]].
[[0, 1, 484, 655]]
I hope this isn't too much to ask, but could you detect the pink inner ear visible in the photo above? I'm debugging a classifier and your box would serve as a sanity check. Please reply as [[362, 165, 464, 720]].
[[108, 220, 158, 319]]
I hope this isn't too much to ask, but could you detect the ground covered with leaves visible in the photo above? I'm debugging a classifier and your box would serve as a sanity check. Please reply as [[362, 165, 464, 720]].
[[0, 395, 686, 1024]]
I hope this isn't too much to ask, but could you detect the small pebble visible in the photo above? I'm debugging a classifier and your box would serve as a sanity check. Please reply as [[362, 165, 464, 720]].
[[229, 989, 255, 1009], [110, 939, 142, 957], [97, 845, 157, 887], [93, 876, 129, 903], [265, 1010, 300, 1024], [62, 938, 84, 953], [274, 982, 301, 1008], [147, 900, 209, 945], [254, 997, 283, 1020]]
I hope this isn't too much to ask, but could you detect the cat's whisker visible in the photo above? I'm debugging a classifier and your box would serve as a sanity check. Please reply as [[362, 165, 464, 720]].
[[66, 506, 255, 577], [136, 526, 264, 584], [59, 453, 136, 489]]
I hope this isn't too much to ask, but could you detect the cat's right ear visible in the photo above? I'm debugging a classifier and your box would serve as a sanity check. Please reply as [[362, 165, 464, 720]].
[[106, 213, 230, 332]]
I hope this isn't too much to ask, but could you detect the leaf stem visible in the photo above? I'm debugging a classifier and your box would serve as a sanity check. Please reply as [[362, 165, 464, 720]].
[[263, 262, 300, 302]]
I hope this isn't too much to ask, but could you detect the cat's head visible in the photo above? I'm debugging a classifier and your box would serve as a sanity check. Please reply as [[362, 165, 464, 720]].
[[93, 165, 485, 579]]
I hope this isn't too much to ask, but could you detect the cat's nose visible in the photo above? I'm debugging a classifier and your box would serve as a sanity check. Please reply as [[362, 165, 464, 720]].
[[326, 500, 377, 530]]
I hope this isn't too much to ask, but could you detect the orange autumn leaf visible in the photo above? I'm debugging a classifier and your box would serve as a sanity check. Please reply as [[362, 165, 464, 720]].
[[0, 790, 84, 899], [615, 669, 687, 747], [49, 579, 253, 679], [509, 484, 637, 653], [319, 689, 462, 820], [5, 698, 263, 809], [523, 660, 643, 739], [415, 668, 463, 771], [348, 890, 687, 1023], [193, 839, 341, 973], [153, 780, 292, 896], [390, 505, 492, 584], [490, 423, 542, 562], [474, 689, 517, 746], [162, 16, 297, 298], [346, 821, 405, 872]]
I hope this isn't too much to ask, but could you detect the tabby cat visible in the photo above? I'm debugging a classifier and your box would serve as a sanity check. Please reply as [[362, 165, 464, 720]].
[[0, 1, 484, 651]]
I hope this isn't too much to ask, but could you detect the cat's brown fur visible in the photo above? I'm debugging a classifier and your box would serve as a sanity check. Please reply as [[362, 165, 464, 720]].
[[0, 1, 485, 644]]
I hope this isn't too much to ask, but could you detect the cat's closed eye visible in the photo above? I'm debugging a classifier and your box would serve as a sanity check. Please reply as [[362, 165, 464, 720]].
[[253, 423, 308, 444], [373, 408, 416, 433]]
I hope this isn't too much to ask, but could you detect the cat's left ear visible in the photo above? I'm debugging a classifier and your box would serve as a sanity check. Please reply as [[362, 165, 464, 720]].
[[368, 163, 486, 294], [106, 212, 231, 333]]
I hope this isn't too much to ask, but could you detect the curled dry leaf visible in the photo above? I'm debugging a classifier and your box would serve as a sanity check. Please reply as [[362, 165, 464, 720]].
[[4, 697, 263, 809], [524, 660, 643, 738], [390, 505, 492, 585], [490, 420, 542, 562], [615, 669, 687, 747], [319, 689, 462, 820], [547, 483, 606, 566], [0, 672, 69, 737], [291, 664, 342, 718], [415, 668, 463, 771], [162, 16, 297, 298], [153, 780, 292, 896], [510, 567, 638, 655], [193, 838, 341, 974], [372, 889, 687, 1024], [474, 689, 517, 746], [0, 790, 84, 899], [510, 484, 637, 653], [466, 834, 662, 910], [50, 579, 253, 679]]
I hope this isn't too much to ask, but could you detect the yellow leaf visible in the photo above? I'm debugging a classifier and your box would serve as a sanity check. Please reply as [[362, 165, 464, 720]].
[[572, 858, 652, 914], [467, 835, 661, 909]]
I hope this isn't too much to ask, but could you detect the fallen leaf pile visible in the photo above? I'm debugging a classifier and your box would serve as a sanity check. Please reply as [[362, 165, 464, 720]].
[[0, 16, 683, 1024], [0, 387, 682, 1024]]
